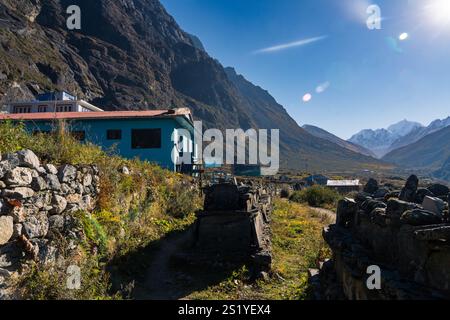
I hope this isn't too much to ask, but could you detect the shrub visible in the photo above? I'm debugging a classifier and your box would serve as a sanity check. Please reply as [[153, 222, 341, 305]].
[[280, 188, 291, 198], [290, 186, 341, 208]]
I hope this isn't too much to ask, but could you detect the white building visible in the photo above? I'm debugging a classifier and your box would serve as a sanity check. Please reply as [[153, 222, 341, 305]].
[[5, 91, 103, 114]]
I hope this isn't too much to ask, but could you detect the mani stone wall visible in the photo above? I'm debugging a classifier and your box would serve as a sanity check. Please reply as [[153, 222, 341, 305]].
[[193, 182, 273, 275], [321, 176, 450, 300], [0, 150, 100, 297]]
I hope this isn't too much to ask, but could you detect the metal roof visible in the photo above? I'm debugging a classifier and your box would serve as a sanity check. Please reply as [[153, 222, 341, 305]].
[[327, 180, 360, 187]]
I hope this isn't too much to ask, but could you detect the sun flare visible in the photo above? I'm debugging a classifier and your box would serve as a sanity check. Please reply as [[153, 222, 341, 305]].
[[426, 0, 450, 26]]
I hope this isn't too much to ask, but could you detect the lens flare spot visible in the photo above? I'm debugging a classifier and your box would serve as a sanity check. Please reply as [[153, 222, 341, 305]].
[[399, 32, 409, 41], [302, 93, 312, 103], [316, 81, 330, 93]]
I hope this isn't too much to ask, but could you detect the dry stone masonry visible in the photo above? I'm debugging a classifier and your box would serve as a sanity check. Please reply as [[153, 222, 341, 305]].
[[0, 150, 100, 298], [318, 175, 450, 299]]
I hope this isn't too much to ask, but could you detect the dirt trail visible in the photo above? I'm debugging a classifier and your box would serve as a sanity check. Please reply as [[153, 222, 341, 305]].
[[309, 207, 336, 224], [133, 229, 194, 300]]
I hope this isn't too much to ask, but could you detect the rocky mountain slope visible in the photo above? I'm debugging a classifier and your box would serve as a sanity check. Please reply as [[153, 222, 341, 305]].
[[348, 120, 423, 158], [383, 125, 450, 172], [302, 125, 376, 158], [434, 156, 450, 182], [0, 0, 387, 171]]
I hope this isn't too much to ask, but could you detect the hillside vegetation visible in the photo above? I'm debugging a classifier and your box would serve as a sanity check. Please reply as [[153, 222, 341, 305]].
[[0, 120, 202, 299]]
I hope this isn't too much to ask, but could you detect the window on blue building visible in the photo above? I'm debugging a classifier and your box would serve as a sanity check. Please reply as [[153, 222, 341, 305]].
[[131, 129, 161, 149], [107, 129, 122, 140]]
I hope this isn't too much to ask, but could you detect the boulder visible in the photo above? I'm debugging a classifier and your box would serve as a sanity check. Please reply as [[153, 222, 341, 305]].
[[60, 183, 72, 195], [120, 166, 130, 175], [336, 198, 357, 228], [0, 199, 5, 214], [399, 175, 419, 202], [80, 195, 94, 211], [31, 192, 52, 209], [370, 208, 388, 227], [361, 199, 386, 215], [354, 192, 372, 205], [65, 204, 81, 214], [422, 196, 446, 215], [23, 213, 49, 239], [37, 167, 46, 175], [1, 154, 19, 169], [374, 188, 389, 199], [5, 167, 33, 186], [386, 199, 419, 218], [16, 150, 40, 169], [58, 165, 77, 183], [8, 205, 26, 223], [45, 174, 61, 192], [31, 176, 48, 191], [363, 178, 379, 194], [427, 184, 449, 197], [12, 224, 22, 239], [0, 181, 6, 189], [385, 191, 400, 200], [0, 216, 14, 245], [44, 164, 58, 175], [0, 162, 9, 180], [0, 242, 24, 268], [400, 209, 443, 226], [2, 187, 35, 200], [66, 193, 82, 204], [50, 195, 67, 215], [82, 174, 92, 187], [48, 215, 65, 233], [415, 188, 435, 204]]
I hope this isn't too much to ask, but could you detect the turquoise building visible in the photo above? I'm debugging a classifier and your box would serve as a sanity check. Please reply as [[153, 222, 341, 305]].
[[0, 108, 200, 172]]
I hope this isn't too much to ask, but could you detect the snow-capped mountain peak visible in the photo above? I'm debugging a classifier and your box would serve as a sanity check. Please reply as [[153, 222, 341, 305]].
[[348, 120, 424, 158]]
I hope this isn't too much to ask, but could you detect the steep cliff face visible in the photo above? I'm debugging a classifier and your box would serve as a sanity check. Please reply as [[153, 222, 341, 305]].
[[0, 0, 386, 171]]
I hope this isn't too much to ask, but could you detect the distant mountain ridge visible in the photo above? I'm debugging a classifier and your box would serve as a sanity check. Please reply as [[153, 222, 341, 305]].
[[302, 125, 377, 158], [348, 120, 424, 158]]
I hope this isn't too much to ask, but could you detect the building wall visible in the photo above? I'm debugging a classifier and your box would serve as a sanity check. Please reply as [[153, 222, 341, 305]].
[[22, 118, 196, 171]]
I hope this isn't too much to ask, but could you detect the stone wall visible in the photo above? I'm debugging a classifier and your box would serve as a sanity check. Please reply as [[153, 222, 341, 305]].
[[192, 182, 273, 276], [0, 150, 100, 297], [319, 176, 450, 300]]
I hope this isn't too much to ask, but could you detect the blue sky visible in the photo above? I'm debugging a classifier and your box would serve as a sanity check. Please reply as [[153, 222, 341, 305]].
[[160, 0, 450, 139]]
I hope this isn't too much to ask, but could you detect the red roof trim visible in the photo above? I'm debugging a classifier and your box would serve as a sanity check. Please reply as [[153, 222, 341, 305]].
[[0, 110, 192, 121]]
